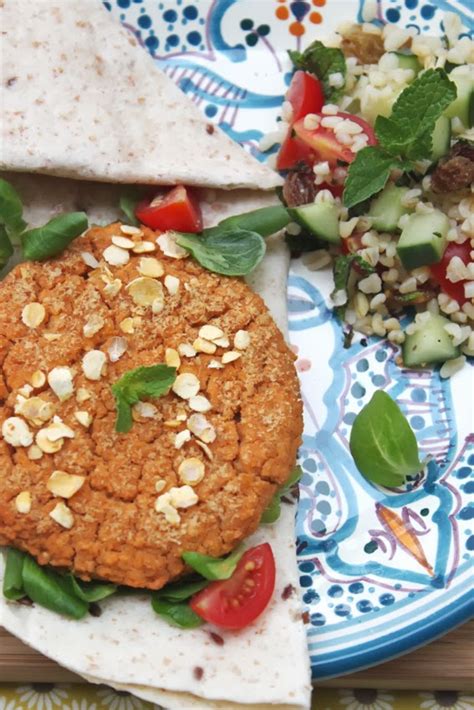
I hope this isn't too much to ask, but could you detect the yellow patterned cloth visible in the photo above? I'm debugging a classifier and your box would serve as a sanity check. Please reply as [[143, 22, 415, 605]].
[[0, 685, 473, 710]]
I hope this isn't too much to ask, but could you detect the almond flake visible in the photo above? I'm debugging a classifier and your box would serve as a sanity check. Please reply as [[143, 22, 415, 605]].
[[132, 401, 158, 419], [81, 251, 100, 269], [199, 325, 224, 341], [15, 491, 32, 514], [156, 232, 188, 259], [187, 413, 216, 443], [46, 417, 75, 441], [112, 235, 135, 249], [47, 366, 74, 401], [30, 370, 46, 388], [36, 428, 64, 453], [127, 277, 164, 307], [137, 257, 164, 278], [132, 241, 156, 254], [47, 470, 85, 499], [27, 445, 43, 461], [15, 396, 55, 426], [18, 384, 33, 398], [234, 330, 250, 350], [119, 317, 135, 334], [213, 336, 230, 348], [178, 458, 205, 486], [21, 303, 46, 329], [164, 419, 182, 428], [164, 274, 180, 295], [49, 501, 74, 529], [103, 279, 122, 298], [174, 429, 191, 449], [165, 348, 181, 369], [108, 336, 128, 362], [152, 296, 165, 314], [178, 343, 197, 358], [168, 485, 199, 509], [208, 359, 223, 369], [75, 411, 92, 428], [103, 245, 130, 266], [222, 351, 241, 364], [196, 440, 213, 460], [83, 314, 105, 338], [120, 225, 143, 236], [193, 337, 217, 355], [82, 350, 107, 380], [43, 333, 61, 342], [76, 387, 92, 403], [188, 395, 212, 413], [155, 493, 180, 525], [172, 373, 200, 399], [155, 479, 167, 493], [2, 417, 34, 447]]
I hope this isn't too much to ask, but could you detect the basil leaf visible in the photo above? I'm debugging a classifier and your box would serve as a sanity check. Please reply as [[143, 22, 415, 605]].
[[176, 228, 266, 276], [112, 364, 176, 433], [151, 597, 204, 629], [0, 178, 27, 237], [0, 225, 14, 270], [343, 147, 399, 209], [2, 548, 26, 601], [22, 555, 89, 619], [65, 574, 117, 603], [210, 206, 290, 238], [261, 465, 302, 524], [154, 578, 209, 603], [288, 41, 346, 101], [182, 545, 244, 581], [349, 390, 423, 487], [22, 212, 88, 261], [119, 189, 142, 227]]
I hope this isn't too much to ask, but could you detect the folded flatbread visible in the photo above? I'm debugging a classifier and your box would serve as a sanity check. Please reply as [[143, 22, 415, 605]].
[[0, 0, 282, 191]]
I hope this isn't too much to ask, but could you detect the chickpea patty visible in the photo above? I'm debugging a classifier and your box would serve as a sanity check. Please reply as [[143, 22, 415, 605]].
[[0, 223, 302, 590]]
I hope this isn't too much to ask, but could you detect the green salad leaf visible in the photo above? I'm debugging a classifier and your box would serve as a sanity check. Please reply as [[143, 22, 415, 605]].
[[153, 578, 209, 603], [0, 225, 14, 270], [349, 390, 423, 487], [22, 212, 89, 261], [119, 189, 143, 227], [210, 205, 290, 238], [2, 548, 26, 601], [182, 546, 245, 581], [22, 555, 89, 620], [176, 228, 266, 276], [151, 597, 204, 629], [289, 41, 346, 101], [261, 465, 302, 524], [0, 178, 27, 237], [64, 575, 117, 603], [343, 147, 400, 210], [331, 253, 375, 319], [112, 364, 177, 433]]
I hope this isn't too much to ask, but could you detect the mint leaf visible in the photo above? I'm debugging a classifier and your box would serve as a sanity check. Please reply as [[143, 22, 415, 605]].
[[0, 178, 27, 238], [182, 546, 245, 581], [176, 228, 266, 277], [331, 254, 374, 319], [375, 69, 457, 160], [288, 41, 346, 101], [112, 365, 176, 433], [349, 390, 423, 487], [343, 147, 399, 209], [261, 465, 302, 524]]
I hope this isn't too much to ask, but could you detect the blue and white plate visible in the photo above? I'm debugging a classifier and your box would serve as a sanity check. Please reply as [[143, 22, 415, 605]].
[[106, 0, 474, 680]]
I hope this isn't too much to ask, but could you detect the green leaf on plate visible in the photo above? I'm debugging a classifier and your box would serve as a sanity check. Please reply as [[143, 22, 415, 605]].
[[182, 545, 245, 581], [0, 225, 14, 270], [111, 364, 177, 433], [21, 555, 89, 619], [151, 597, 204, 629], [0, 178, 27, 237], [176, 228, 266, 276], [261, 465, 303, 524], [21, 212, 88, 261], [2, 548, 26, 601]]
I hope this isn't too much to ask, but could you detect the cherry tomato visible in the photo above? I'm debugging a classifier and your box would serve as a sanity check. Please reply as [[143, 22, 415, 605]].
[[276, 131, 315, 170], [293, 112, 377, 165], [190, 543, 276, 630], [135, 185, 203, 233], [430, 242, 471, 305], [286, 71, 324, 122]]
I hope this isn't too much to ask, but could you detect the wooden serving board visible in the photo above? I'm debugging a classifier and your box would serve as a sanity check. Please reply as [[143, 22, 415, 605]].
[[0, 621, 473, 690]]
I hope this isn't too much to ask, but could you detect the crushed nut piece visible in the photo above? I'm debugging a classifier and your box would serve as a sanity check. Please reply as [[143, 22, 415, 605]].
[[36, 428, 64, 453], [18, 384, 33, 398], [82, 350, 107, 380], [127, 277, 164, 307], [27, 444, 43, 460], [112, 235, 135, 249], [172, 373, 200, 399], [48, 366, 74, 401], [234, 330, 250, 350], [178, 343, 196, 358], [30, 370, 46, 388], [103, 279, 122, 298], [21, 302, 46, 329], [76, 387, 92, 403], [196, 440, 213, 460], [132, 241, 156, 254], [15, 491, 32, 514], [137, 257, 164, 278], [47, 470, 85, 499], [213, 336, 230, 348], [155, 493, 181, 525], [45, 417, 75, 441], [164, 274, 180, 295], [152, 296, 165, 314], [199, 325, 224, 341], [2, 417, 34, 447], [119, 317, 135, 334], [178, 458, 205, 486], [75, 411, 92, 428], [15, 396, 55, 426], [103, 245, 130, 266], [193, 337, 217, 354], [188, 395, 212, 413], [174, 429, 191, 449], [132, 401, 158, 419], [165, 348, 181, 369], [168, 485, 199, 508], [208, 359, 224, 369], [187, 413, 216, 443], [156, 232, 188, 259], [83, 314, 105, 338], [49, 501, 74, 529], [222, 351, 242, 364], [107, 336, 128, 363]]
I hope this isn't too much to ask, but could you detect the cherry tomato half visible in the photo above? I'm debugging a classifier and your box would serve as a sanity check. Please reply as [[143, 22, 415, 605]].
[[276, 131, 315, 170], [286, 70, 324, 123], [430, 241, 471, 305], [293, 112, 377, 166], [190, 543, 276, 630], [135, 185, 203, 233]]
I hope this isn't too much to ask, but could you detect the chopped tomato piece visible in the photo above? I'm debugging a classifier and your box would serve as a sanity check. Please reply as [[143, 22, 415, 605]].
[[430, 242, 471, 305], [286, 70, 324, 122], [190, 543, 276, 630], [276, 131, 315, 170], [293, 112, 377, 166], [135, 185, 203, 233]]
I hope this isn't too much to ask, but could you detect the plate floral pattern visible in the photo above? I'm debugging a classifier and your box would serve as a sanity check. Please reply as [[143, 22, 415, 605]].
[[105, 0, 474, 680]]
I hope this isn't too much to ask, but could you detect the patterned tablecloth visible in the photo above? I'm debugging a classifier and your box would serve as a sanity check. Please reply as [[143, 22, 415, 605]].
[[0, 685, 473, 710]]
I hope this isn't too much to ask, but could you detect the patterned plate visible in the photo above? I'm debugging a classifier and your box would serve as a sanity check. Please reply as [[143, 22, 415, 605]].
[[105, 0, 474, 680]]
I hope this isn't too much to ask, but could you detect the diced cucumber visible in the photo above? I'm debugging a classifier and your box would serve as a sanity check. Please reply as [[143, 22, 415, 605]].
[[391, 51, 422, 77], [444, 73, 474, 129], [403, 314, 460, 368], [288, 202, 340, 244], [431, 114, 452, 161], [368, 183, 411, 232], [397, 210, 449, 270]]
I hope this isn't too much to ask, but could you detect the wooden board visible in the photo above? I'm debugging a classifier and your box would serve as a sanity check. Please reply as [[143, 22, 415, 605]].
[[1, 621, 473, 690]]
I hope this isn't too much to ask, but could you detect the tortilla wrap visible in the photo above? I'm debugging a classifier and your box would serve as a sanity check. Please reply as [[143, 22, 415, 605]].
[[0, 172, 310, 709], [0, 0, 282, 191]]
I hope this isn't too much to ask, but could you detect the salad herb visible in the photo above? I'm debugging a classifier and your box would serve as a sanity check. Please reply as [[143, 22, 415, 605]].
[[112, 365, 177, 433], [182, 546, 245, 581], [176, 228, 266, 277], [289, 41, 346, 101], [119, 188, 143, 227], [331, 254, 375, 319], [0, 178, 27, 238], [261, 465, 302, 524], [21, 212, 89, 261], [0, 225, 14, 270]]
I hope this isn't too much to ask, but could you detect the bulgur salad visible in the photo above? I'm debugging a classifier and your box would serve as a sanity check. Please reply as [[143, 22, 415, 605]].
[[265, 13, 474, 378]]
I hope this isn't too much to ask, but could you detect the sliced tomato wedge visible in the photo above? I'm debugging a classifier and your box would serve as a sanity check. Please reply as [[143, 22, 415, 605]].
[[293, 112, 377, 166], [276, 131, 315, 170], [430, 241, 471, 305], [135, 185, 203, 233], [190, 543, 276, 630], [286, 70, 324, 122]]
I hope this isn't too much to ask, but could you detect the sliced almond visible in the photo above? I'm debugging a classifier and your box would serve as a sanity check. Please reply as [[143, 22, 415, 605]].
[[132, 241, 156, 254], [47, 470, 85, 499], [112, 235, 135, 249], [199, 325, 224, 341], [172, 373, 200, 400], [82, 350, 107, 381], [187, 413, 216, 443], [165, 348, 181, 369], [75, 411, 92, 428], [36, 428, 64, 453], [127, 277, 164, 307], [208, 359, 224, 370], [15, 491, 32, 514], [107, 336, 128, 363], [168, 485, 199, 509], [196, 440, 213, 460], [103, 245, 130, 266], [81, 251, 100, 269], [103, 279, 122, 299], [234, 330, 250, 350], [43, 333, 61, 342], [178, 458, 205, 486], [152, 295, 165, 314], [18, 384, 33, 398], [174, 429, 191, 449], [132, 401, 158, 419], [76, 387, 92, 403], [30, 370, 46, 388], [178, 343, 196, 358], [15, 396, 55, 426], [21, 303, 46, 329], [213, 336, 230, 349], [222, 351, 242, 364], [155, 493, 180, 525], [121, 225, 143, 236], [137, 257, 164, 278], [48, 366, 74, 401], [49, 501, 74, 529], [188, 395, 212, 413], [193, 338, 217, 355], [46, 417, 75, 441], [119, 317, 135, 334], [27, 444, 43, 460], [156, 232, 188, 259], [83, 314, 105, 338], [164, 274, 180, 295], [2, 417, 33, 447]]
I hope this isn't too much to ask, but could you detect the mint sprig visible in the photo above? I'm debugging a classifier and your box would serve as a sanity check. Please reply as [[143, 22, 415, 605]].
[[343, 69, 457, 209], [112, 365, 177, 433], [289, 41, 346, 101]]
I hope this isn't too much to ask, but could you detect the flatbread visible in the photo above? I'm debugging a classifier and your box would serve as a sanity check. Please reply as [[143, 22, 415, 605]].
[[0, 0, 282, 191]]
